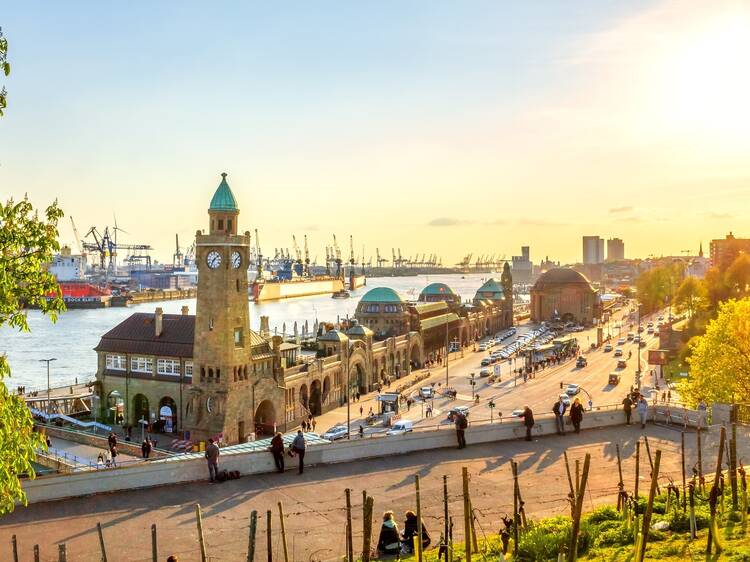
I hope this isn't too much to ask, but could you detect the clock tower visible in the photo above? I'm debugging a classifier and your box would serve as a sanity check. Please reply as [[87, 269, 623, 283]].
[[185, 173, 260, 443]]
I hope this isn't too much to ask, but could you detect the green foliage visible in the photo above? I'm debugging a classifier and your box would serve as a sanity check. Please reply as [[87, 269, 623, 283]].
[[0, 27, 7, 115], [635, 263, 683, 314], [674, 276, 708, 319], [591, 522, 633, 548], [584, 505, 621, 524], [0, 196, 65, 515]]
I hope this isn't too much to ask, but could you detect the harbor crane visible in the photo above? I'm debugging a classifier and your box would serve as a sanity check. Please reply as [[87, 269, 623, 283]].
[[254, 229, 263, 277], [69, 217, 84, 255], [304, 235, 310, 276], [332, 235, 343, 278], [292, 235, 303, 269], [376, 248, 387, 268], [184, 241, 195, 266], [173, 234, 183, 267], [349, 235, 355, 273], [361, 244, 366, 274], [392, 248, 397, 268]]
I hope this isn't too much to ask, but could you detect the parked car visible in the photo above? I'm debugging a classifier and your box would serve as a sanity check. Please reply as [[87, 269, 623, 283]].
[[617, 338, 626, 345], [647, 327, 654, 334], [479, 368, 491, 377], [576, 356, 588, 368], [627, 332, 635, 340], [447, 406, 470, 422], [478, 344, 487, 352], [387, 420, 414, 436], [481, 357, 491, 366], [322, 425, 349, 441], [639, 340, 647, 348], [566, 383, 581, 396], [604, 343, 613, 352]]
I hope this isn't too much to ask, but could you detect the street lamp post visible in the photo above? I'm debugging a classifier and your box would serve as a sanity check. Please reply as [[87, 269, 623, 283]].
[[39, 358, 57, 415], [488, 400, 495, 423]]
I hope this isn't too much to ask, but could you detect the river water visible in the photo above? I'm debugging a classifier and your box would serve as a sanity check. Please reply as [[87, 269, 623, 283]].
[[0, 273, 514, 391]]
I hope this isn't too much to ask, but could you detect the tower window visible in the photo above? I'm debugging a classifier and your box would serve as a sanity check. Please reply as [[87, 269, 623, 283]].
[[216, 368, 221, 382], [218, 218, 224, 230], [236, 279, 240, 292], [234, 327, 244, 347], [227, 218, 232, 231]]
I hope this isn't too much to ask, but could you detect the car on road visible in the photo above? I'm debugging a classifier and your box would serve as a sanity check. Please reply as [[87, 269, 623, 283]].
[[447, 406, 470, 422], [617, 359, 627, 369], [639, 340, 647, 348], [322, 425, 349, 441], [627, 332, 635, 340], [638, 325, 644, 333], [576, 356, 588, 368], [647, 327, 654, 334], [479, 368, 491, 377], [511, 409, 525, 417], [559, 393, 571, 407], [614, 348, 623, 357], [604, 343, 613, 352], [565, 383, 581, 396], [478, 343, 487, 352], [608, 372, 621, 385], [386, 420, 414, 436], [420, 386, 434, 399], [647, 322, 653, 328], [480, 357, 491, 366], [658, 315, 664, 322], [617, 338, 626, 345]]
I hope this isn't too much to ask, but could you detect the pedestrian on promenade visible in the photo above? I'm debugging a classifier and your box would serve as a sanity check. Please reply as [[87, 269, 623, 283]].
[[454, 411, 467, 449], [552, 397, 567, 435], [107, 432, 117, 451], [636, 395, 649, 429], [377, 511, 401, 557], [292, 430, 306, 474], [522, 406, 534, 441], [269, 432, 284, 473], [667, 390, 671, 403], [110, 445, 118, 467], [205, 438, 219, 483], [570, 398, 584, 433], [359, 405, 364, 417], [622, 395, 633, 425], [141, 439, 151, 459]]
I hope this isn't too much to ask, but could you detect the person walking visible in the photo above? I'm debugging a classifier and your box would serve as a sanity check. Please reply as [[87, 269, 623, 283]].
[[622, 395, 633, 425], [268, 432, 285, 473], [636, 395, 649, 429], [205, 438, 220, 483], [141, 439, 152, 459], [570, 398, 584, 433], [292, 430, 306, 474], [552, 397, 567, 435], [454, 411, 468, 449], [522, 405, 534, 441]]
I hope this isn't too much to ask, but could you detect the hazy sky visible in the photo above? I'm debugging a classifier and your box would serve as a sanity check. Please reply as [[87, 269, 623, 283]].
[[1, 1, 748, 265]]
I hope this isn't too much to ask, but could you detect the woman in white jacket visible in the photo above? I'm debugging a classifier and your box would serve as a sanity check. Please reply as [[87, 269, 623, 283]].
[[636, 396, 649, 429]]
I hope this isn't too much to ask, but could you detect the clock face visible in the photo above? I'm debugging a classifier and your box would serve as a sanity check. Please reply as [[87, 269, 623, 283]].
[[206, 396, 213, 414], [231, 251, 242, 269], [206, 251, 222, 269]]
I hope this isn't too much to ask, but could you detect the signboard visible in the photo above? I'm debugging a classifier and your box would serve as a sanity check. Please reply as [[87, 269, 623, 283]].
[[648, 349, 669, 365], [494, 364, 501, 376]]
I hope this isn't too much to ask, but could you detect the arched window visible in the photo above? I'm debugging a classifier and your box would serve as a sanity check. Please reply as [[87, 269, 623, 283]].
[[233, 366, 237, 382], [208, 368, 214, 378], [216, 368, 221, 382]]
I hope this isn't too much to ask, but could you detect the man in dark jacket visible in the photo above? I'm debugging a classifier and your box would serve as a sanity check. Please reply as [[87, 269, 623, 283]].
[[141, 439, 152, 459], [553, 397, 567, 435], [454, 411, 467, 449], [622, 395, 633, 425], [522, 406, 534, 441], [205, 438, 220, 483], [269, 432, 284, 473]]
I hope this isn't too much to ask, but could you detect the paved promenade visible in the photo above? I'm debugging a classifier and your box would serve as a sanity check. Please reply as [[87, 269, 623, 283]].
[[1, 423, 732, 562]]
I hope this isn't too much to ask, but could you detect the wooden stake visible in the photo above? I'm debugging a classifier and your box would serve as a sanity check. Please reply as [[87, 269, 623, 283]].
[[266, 510, 272, 562], [33, 545, 40, 562], [345, 489, 353, 562], [512, 460, 520, 559], [706, 425, 726, 554], [462, 466, 473, 562], [616, 444, 624, 510], [443, 474, 450, 558], [97, 522, 108, 562], [151, 524, 158, 562], [697, 429, 703, 492], [195, 504, 207, 562], [643, 436, 660, 495], [278, 502, 289, 562], [247, 510, 257, 562], [58, 544, 67, 562], [415, 475, 424, 561], [575, 459, 580, 498], [640, 449, 662, 560], [12, 535, 18, 562], [469, 499, 479, 553], [635, 440, 640, 499], [362, 495, 374, 562], [563, 451, 575, 517], [730, 423, 738, 510], [567, 453, 591, 562], [688, 482, 697, 539], [681, 432, 687, 511]]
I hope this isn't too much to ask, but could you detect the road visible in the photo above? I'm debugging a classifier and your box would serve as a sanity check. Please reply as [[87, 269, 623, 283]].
[[313, 303, 670, 437]]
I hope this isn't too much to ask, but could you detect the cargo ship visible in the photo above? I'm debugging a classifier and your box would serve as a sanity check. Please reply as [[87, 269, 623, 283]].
[[54, 281, 112, 308]]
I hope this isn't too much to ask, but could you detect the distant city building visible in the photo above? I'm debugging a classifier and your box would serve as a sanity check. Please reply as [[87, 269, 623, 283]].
[[48, 246, 87, 281], [511, 246, 533, 284], [710, 232, 750, 270], [530, 268, 601, 325], [582, 236, 605, 265], [606, 238, 625, 261]]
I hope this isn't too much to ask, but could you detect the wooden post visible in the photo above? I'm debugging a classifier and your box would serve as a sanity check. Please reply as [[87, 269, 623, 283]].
[[511, 460, 519, 559], [97, 522, 108, 562], [415, 475, 424, 562], [58, 544, 67, 562], [12, 535, 18, 562], [688, 482, 697, 539], [266, 510, 272, 562], [643, 436, 660, 495], [195, 504, 207, 562], [616, 444, 624, 510], [563, 451, 575, 496], [278, 502, 289, 562], [635, 440, 640, 499], [443, 474, 450, 559], [469, 499, 479, 553], [462, 466, 473, 562], [575, 459, 580, 498], [707, 425, 726, 554], [640, 449, 662, 560], [567, 453, 591, 562], [730, 423, 738, 510], [345, 489, 353, 562], [362, 495, 374, 562], [681, 432, 687, 511], [33, 545, 40, 562], [740, 464, 747, 528], [697, 429, 703, 492], [247, 510, 257, 562]]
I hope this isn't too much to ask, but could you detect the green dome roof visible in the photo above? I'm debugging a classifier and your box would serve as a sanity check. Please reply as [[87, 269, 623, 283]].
[[475, 278, 503, 298], [360, 287, 403, 303], [209, 173, 238, 212], [319, 329, 349, 342], [421, 282, 455, 297]]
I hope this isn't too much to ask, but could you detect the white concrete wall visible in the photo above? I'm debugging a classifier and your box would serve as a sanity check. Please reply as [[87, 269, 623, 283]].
[[22, 406, 691, 505]]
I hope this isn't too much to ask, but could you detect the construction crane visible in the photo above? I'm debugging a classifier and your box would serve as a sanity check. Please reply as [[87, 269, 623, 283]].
[[69, 216, 84, 255], [184, 241, 196, 266], [254, 229, 263, 277], [303, 235, 310, 276], [332, 235, 342, 278], [398, 248, 404, 268], [173, 234, 183, 267], [349, 235, 355, 273], [376, 248, 387, 268], [361, 244, 366, 275], [292, 235, 303, 265]]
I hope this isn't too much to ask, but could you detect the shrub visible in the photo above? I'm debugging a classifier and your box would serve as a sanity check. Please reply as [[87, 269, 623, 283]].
[[585, 506, 620, 525], [517, 517, 571, 561], [593, 523, 633, 548]]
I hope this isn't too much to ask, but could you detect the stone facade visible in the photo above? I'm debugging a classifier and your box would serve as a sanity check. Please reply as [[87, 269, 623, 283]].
[[530, 267, 601, 325]]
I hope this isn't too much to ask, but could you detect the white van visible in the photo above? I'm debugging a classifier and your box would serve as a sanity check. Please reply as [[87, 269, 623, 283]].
[[387, 420, 414, 436]]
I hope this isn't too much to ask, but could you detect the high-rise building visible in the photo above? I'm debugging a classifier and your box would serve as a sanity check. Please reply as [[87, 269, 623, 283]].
[[710, 232, 750, 270], [511, 245, 532, 283], [606, 238, 625, 261], [582, 236, 604, 264]]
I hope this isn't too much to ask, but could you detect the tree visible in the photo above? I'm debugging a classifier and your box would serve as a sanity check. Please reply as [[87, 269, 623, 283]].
[[0, 27, 9, 115], [725, 253, 750, 298], [635, 263, 682, 314], [674, 276, 707, 319], [0, 29, 65, 515], [679, 298, 750, 407], [703, 266, 729, 309]]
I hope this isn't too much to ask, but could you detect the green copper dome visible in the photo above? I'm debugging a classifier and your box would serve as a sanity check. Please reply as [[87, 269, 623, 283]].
[[360, 287, 403, 303], [209, 173, 238, 212]]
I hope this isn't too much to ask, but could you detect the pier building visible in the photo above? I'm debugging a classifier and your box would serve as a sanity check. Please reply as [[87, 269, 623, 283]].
[[529, 267, 601, 325]]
